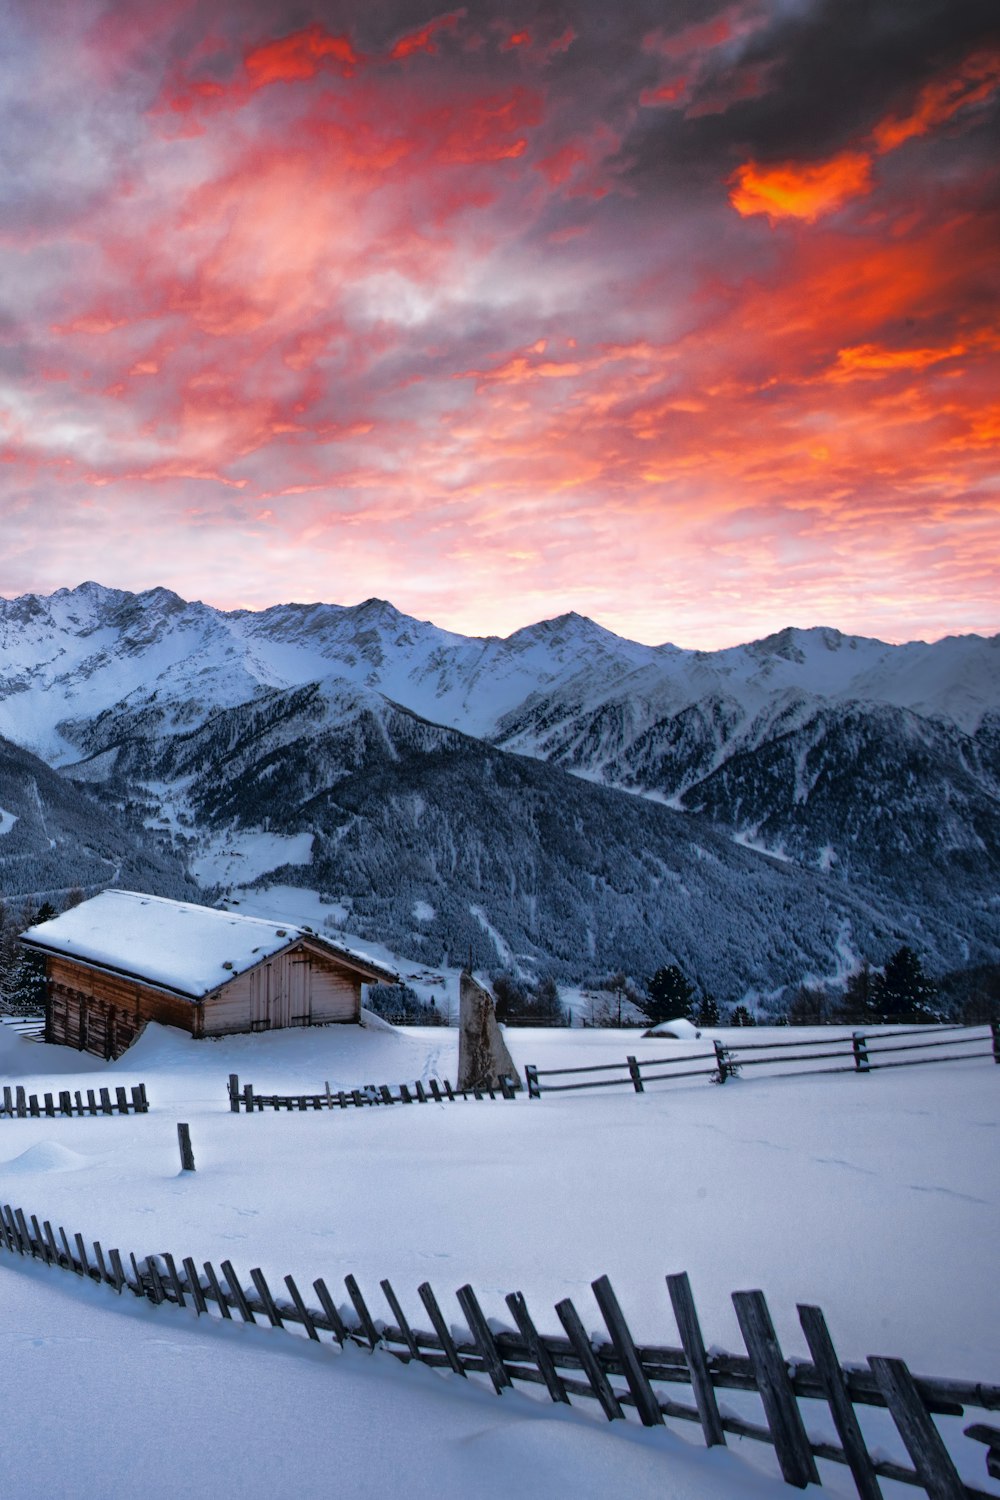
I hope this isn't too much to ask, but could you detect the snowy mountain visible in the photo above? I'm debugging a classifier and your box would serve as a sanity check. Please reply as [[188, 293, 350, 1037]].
[[1, 582, 998, 991]]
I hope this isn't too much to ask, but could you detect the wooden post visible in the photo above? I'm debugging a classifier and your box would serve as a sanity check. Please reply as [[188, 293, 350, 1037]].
[[145, 1255, 168, 1304], [667, 1272, 726, 1447], [852, 1031, 871, 1073], [15, 1085, 26, 1117], [99, 1087, 113, 1115], [592, 1275, 663, 1425], [798, 1304, 882, 1500], [220, 1259, 256, 1322], [161, 1251, 187, 1306], [313, 1277, 349, 1345], [177, 1123, 196, 1172], [344, 1274, 381, 1349], [243, 1083, 254, 1113], [869, 1356, 967, 1500], [183, 1256, 208, 1314], [418, 1282, 466, 1375], [228, 1074, 241, 1112], [115, 1086, 128, 1114], [202, 1260, 232, 1318], [732, 1289, 820, 1488], [991, 1018, 1000, 1064], [284, 1274, 319, 1340], [505, 1291, 570, 1405], [32, 1215, 52, 1265], [381, 1278, 421, 1360], [713, 1038, 730, 1083], [250, 1267, 284, 1327], [86, 1089, 97, 1115], [443, 1079, 455, 1101], [555, 1297, 624, 1421], [525, 1065, 541, 1099], [108, 1247, 128, 1293], [74, 1232, 91, 1277], [44, 1092, 55, 1116], [429, 1079, 443, 1102], [456, 1284, 512, 1393], [414, 1080, 427, 1103], [626, 1056, 645, 1093], [380, 1085, 395, 1105], [130, 1085, 144, 1112], [2, 1085, 11, 1116]]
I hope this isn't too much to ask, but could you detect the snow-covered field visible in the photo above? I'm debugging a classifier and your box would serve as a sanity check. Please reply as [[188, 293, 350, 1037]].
[[1, 1018, 997, 1498]]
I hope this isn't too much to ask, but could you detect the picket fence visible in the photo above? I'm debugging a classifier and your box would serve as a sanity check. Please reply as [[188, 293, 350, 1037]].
[[0, 1081, 149, 1119], [525, 1023, 999, 1098], [0, 1199, 997, 1498], [227, 1072, 519, 1112]]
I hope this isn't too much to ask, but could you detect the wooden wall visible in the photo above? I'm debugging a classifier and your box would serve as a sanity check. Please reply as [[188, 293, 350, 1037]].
[[43, 939, 363, 1057], [201, 942, 359, 1036]]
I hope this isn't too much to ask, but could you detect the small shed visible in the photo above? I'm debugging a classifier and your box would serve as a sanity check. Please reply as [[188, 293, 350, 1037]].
[[20, 890, 398, 1059]]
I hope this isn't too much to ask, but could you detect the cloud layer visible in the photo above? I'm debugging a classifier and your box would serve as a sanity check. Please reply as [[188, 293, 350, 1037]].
[[1, 0, 997, 645]]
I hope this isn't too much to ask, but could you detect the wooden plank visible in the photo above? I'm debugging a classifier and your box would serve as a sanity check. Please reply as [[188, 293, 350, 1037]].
[[220, 1259, 256, 1322], [964, 1425, 1000, 1482], [418, 1282, 466, 1375], [15, 1208, 36, 1257], [284, 1274, 319, 1340], [177, 1122, 196, 1172], [32, 1215, 52, 1265], [429, 1079, 443, 1102], [443, 1080, 455, 1101], [130, 1252, 147, 1297], [313, 1277, 349, 1345], [869, 1356, 966, 1500], [157, 1251, 184, 1306], [15, 1085, 26, 1117], [667, 1272, 726, 1447], [379, 1085, 395, 1105], [456, 1284, 512, 1393], [43, 1220, 61, 1265], [555, 1297, 624, 1421], [146, 1255, 169, 1304], [2, 1085, 11, 1116], [130, 1084, 144, 1113], [60, 1226, 77, 1272], [86, 1089, 97, 1116], [202, 1260, 232, 1319], [74, 1232, 91, 1277], [798, 1304, 882, 1500], [99, 1087, 113, 1115], [592, 1274, 663, 1425], [73, 1090, 85, 1116], [381, 1279, 421, 1360], [732, 1290, 820, 1488], [229, 1074, 241, 1112], [399, 1084, 412, 1103], [108, 1247, 128, 1293], [626, 1056, 644, 1093], [250, 1267, 284, 1327], [344, 1274, 381, 1349], [183, 1256, 208, 1314], [28, 1093, 40, 1117], [505, 1291, 570, 1404], [43, 1092, 55, 1116], [115, 1086, 129, 1114]]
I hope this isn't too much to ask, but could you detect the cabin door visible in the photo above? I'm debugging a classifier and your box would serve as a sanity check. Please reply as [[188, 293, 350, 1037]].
[[288, 956, 311, 1026], [250, 965, 271, 1031]]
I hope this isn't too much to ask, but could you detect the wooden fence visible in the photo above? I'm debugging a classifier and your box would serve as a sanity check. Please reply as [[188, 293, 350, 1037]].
[[0, 1082, 149, 1118], [0, 1198, 996, 1498], [525, 1023, 999, 1099], [227, 1072, 519, 1113]]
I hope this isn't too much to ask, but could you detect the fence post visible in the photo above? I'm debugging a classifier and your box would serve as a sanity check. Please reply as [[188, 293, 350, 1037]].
[[525, 1065, 541, 1099], [627, 1055, 644, 1093], [852, 1031, 871, 1073], [667, 1272, 726, 1447], [991, 1018, 1000, 1064], [228, 1074, 240, 1112], [177, 1123, 196, 1172], [869, 1356, 967, 1500], [732, 1289, 820, 1488], [713, 1039, 730, 1083]]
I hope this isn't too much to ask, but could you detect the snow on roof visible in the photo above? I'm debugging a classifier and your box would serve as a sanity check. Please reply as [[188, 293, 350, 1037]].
[[21, 889, 397, 999]]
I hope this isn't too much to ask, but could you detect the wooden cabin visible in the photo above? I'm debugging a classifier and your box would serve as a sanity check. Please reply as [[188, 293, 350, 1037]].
[[20, 890, 398, 1060]]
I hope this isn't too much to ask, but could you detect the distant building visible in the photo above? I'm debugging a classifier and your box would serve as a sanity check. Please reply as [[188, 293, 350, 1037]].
[[20, 889, 397, 1060]]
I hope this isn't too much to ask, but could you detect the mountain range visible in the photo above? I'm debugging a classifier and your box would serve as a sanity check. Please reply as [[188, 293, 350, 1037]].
[[1, 582, 997, 1002]]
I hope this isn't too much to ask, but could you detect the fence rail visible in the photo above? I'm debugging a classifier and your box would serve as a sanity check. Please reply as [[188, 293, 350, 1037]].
[[227, 1072, 519, 1113], [0, 1198, 996, 1498], [0, 1082, 148, 1118], [525, 1024, 999, 1099]]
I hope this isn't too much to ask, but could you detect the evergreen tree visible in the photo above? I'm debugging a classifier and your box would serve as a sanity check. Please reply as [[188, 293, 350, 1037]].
[[839, 961, 879, 1024], [696, 993, 720, 1026], [640, 965, 695, 1026], [872, 946, 939, 1023], [730, 1004, 756, 1027]]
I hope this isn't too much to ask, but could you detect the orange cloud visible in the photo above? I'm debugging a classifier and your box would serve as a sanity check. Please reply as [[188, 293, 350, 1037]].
[[729, 151, 873, 221], [828, 342, 968, 380], [244, 25, 359, 88], [389, 11, 466, 61], [872, 47, 1000, 153]]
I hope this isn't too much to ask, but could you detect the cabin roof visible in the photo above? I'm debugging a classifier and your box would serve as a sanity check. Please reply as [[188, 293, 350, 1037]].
[[20, 889, 397, 1000]]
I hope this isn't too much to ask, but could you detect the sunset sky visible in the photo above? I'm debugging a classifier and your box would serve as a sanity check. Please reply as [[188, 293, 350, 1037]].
[[1, 0, 997, 646]]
